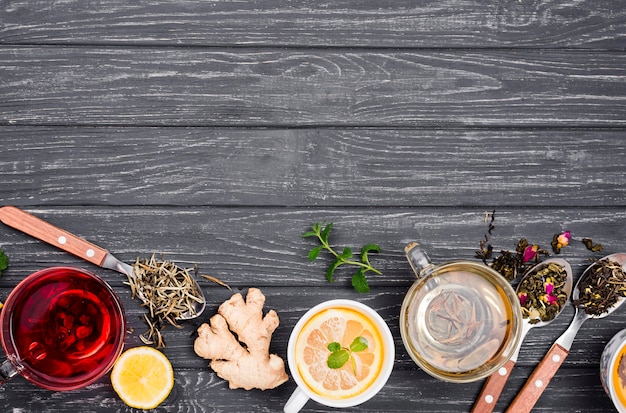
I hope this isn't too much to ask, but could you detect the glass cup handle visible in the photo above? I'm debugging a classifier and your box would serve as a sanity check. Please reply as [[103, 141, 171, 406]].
[[283, 386, 310, 413], [0, 359, 19, 384]]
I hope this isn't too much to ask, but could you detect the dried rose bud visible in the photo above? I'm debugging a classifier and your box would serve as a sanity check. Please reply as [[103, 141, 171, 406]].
[[523, 245, 539, 262], [557, 231, 571, 247], [551, 231, 571, 254], [519, 292, 528, 306], [543, 293, 558, 305]]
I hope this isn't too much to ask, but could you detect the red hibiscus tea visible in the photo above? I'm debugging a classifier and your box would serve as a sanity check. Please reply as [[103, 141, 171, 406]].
[[0, 267, 126, 390]]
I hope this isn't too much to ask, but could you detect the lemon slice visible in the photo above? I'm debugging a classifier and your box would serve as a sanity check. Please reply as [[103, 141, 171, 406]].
[[111, 346, 174, 409]]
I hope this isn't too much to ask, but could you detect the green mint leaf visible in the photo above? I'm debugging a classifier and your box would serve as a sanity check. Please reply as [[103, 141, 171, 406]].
[[308, 246, 323, 262], [325, 258, 342, 282], [303, 222, 382, 293], [0, 250, 8, 273], [327, 349, 350, 369], [351, 268, 370, 293], [327, 342, 341, 352], [320, 223, 333, 244], [350, 336, 369, 352], [360, 243, 381, 262], [340, 246, 352, 260]]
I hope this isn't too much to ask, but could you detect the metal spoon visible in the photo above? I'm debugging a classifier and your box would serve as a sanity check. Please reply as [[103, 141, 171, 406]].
[[0, 206, 206, 320], [506, 252, 626, 413], [471, 258, 573, 413]]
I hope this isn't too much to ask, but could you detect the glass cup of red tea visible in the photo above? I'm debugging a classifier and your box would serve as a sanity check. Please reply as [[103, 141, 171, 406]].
[[0, 266, 126, 390]]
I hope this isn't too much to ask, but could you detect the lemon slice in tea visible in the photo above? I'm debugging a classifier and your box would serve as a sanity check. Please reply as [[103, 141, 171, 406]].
[[295, 307, 383, 400]]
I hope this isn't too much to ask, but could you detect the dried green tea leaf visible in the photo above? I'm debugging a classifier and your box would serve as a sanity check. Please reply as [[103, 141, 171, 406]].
[[518, 262, 568, 323], [582, 238, 604, 252]]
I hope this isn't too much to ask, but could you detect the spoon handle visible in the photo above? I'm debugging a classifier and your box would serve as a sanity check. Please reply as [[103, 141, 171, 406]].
[[0, 206, 108, 266], [471, 359, 515, 413], [505, 343, 569, 413]]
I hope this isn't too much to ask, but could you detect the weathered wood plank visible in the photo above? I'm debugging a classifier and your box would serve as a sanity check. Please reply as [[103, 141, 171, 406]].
[[0, 282, 615, 370], [0, 364, 615, 412], [1, 207, 623, 286], [1, 128, 624, 207], [2, 49, 625, 127], [1, 207, 624, 375], [1, 0, 624, 49]]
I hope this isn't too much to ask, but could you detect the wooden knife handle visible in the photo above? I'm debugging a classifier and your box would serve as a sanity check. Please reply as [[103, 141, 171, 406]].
[[505, 343, 569, 413], [471, 359, 515, 413], [0, 206, 108, 266]]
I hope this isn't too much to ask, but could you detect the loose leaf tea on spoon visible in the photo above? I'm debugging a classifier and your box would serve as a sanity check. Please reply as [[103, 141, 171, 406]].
[[517, 262, 569, 324], [128, 254, 228, 347], [573, 258, 626, 316]]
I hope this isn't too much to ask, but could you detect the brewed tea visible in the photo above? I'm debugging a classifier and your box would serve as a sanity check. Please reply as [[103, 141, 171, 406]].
[[2, 267, 125, 389], [613, 346, 626, 408], [294, 307, 384, 400], [403, 264, 515, 376]]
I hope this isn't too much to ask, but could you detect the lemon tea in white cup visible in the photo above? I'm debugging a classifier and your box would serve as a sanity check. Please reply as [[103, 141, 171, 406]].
[[600, 328, 626, 412], [284, 300, 394, 412]]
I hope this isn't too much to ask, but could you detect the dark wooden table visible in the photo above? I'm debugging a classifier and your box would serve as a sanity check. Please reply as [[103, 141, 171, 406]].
[[1, 1, 625, 411]]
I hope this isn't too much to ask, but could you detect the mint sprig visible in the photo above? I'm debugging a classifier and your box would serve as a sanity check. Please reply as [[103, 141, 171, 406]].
[[303, 223, 381, 293], [327, 336, 369, 373], [0, 249, 8, 276]]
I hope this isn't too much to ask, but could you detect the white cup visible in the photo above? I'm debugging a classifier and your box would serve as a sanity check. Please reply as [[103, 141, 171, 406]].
[[600, 328, 626, 413], [284, 299, 394, 412]]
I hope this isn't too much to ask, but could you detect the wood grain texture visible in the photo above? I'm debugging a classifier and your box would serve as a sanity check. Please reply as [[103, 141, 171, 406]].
[[1, 48, 625, 127], [1, 0, 625, 49], [1, 207, 624, 370], [0, 366, 615, 412], [1, 128, 625, 208], [1, 0, 624, 410]]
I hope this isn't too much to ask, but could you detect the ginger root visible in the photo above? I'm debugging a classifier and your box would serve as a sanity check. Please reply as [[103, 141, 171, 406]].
[[193, 288, 288, 390]]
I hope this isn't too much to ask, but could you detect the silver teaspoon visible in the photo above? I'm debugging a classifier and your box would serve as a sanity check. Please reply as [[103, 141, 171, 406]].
[[472, 258, 573, 413], [506, 252, 626, 413], [0, 206, 206, 320]]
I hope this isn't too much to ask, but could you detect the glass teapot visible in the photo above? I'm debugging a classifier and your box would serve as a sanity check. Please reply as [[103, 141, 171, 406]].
[[400, 242, 522, 383]]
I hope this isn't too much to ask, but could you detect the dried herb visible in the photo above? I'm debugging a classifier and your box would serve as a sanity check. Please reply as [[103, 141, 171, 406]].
[[573, 259, 626, 316], [582, 238, 604, 252], [303, 223, 381, 293], [476, 210, 495, 263], [128, 254, 228, 348], [491, 250, 519, 281], [489, 238, 549, 282], [517, 262, 569, 324]]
